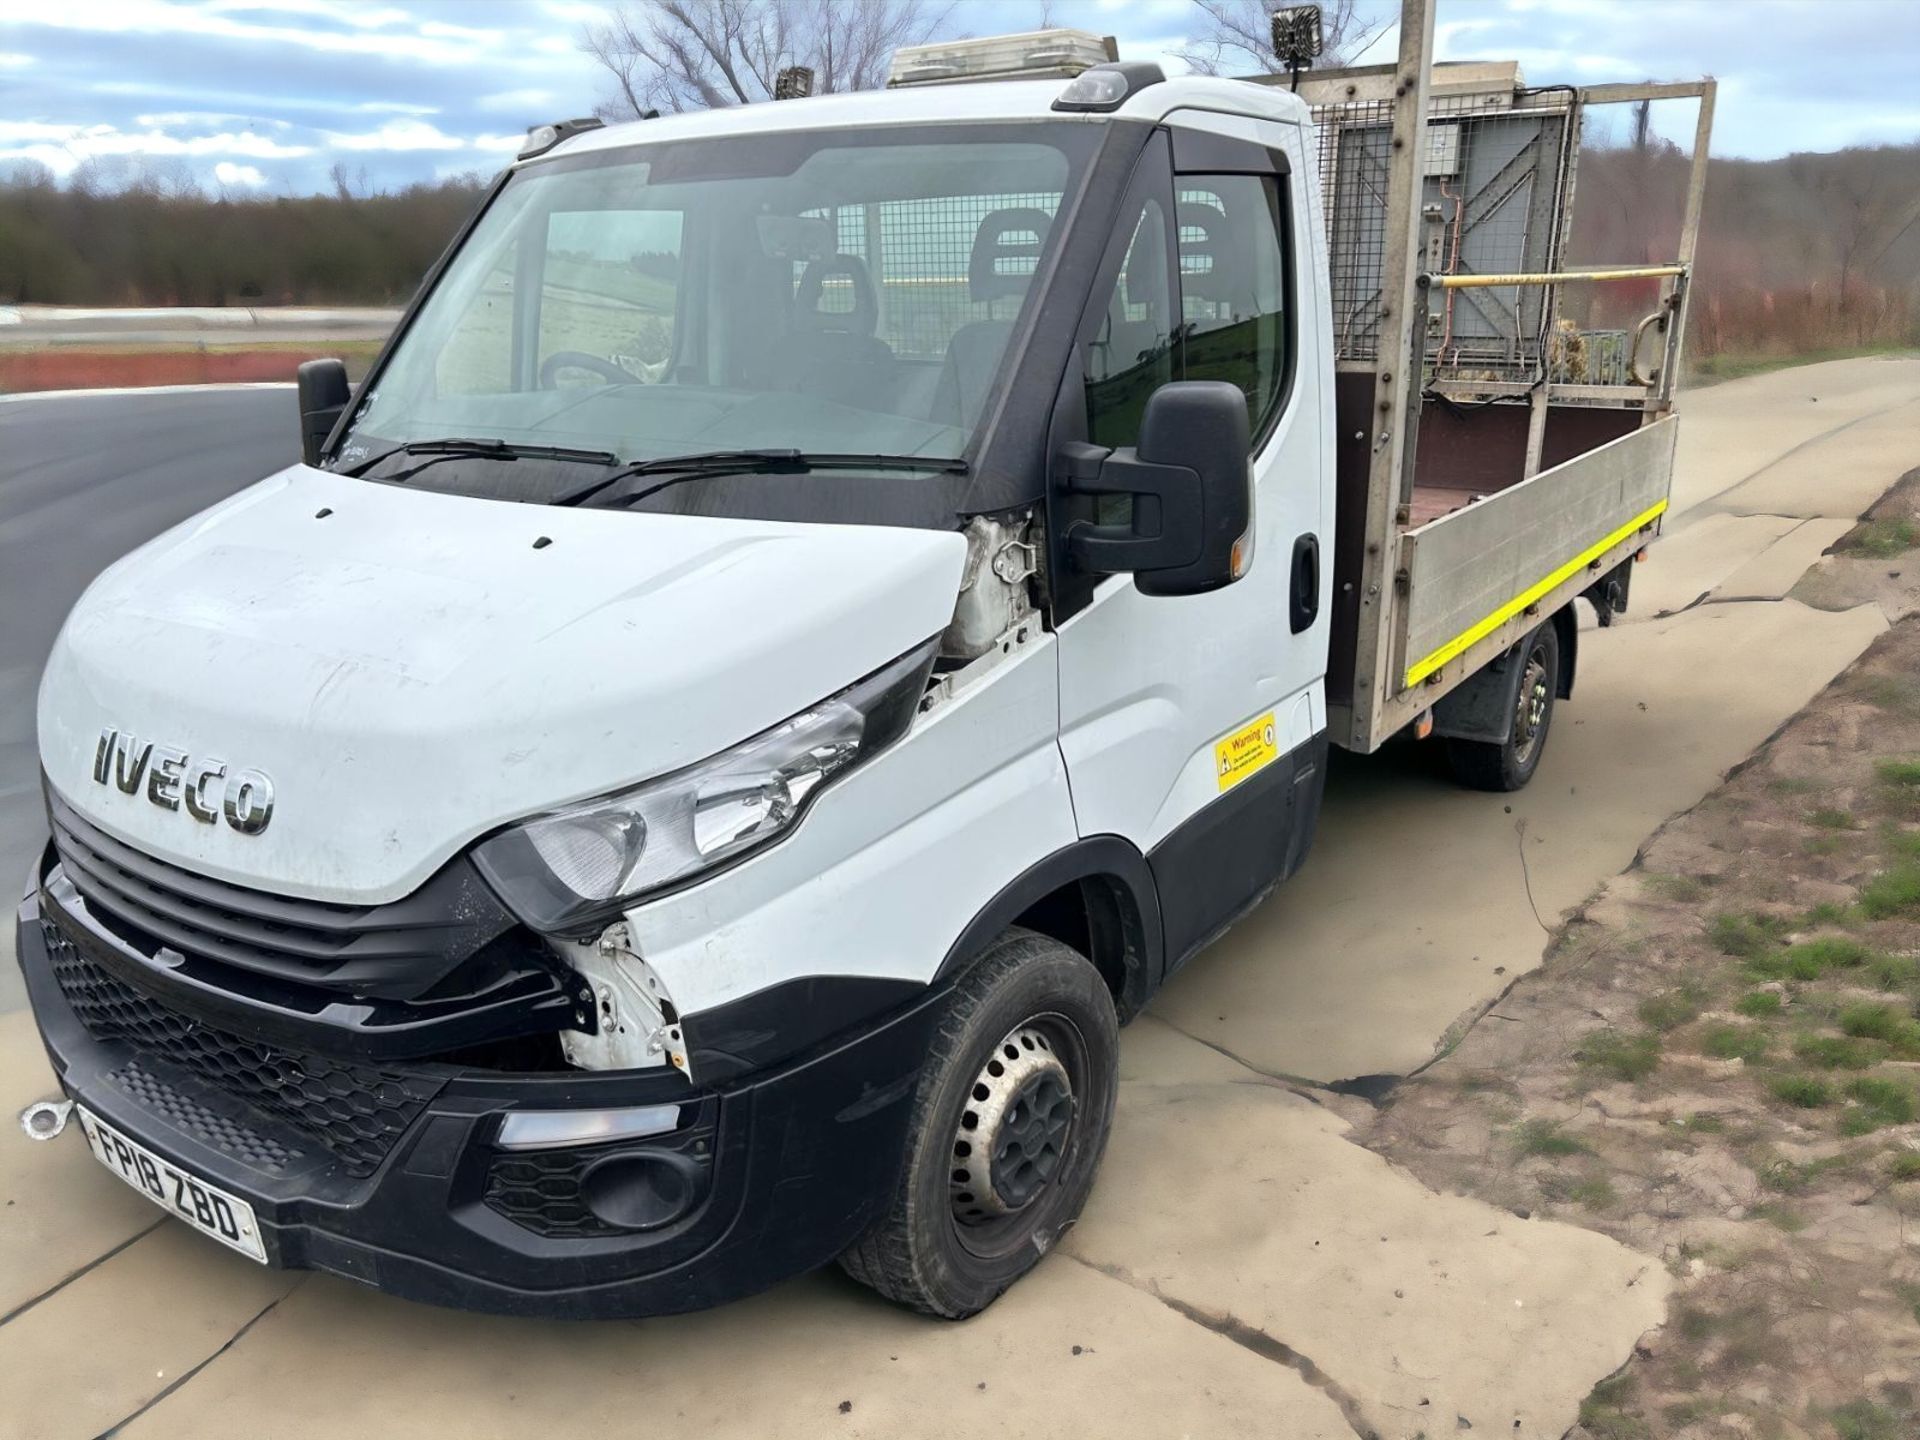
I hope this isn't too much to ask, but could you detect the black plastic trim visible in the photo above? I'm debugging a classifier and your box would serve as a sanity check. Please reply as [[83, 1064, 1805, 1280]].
[[19, 890, 945, 1319], [680, 974, 926, 1084], [931, 835, 1162, 1011], [1170, 127, 1290, 175], [1148, 730, 1328, 973], [40, 865, 587, 1062], [47, 785, 520, 1001]]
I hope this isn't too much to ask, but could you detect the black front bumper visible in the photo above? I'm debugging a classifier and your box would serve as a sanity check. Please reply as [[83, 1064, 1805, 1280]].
[[17, 867, 939, 1319]]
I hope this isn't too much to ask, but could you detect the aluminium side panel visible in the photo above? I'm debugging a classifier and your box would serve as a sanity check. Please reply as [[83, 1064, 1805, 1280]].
[[1396, 415, 1678, 691]]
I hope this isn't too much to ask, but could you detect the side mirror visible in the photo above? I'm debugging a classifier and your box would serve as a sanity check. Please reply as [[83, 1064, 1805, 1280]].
[[1059, 380, 1253, 597], [295, 358, 351, 467]]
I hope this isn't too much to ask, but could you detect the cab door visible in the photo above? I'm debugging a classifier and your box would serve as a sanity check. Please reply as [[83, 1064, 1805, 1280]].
[[1052, 113, 1330, 972]]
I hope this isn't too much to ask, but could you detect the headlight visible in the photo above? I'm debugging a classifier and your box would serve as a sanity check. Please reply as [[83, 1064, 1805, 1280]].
[[473, 639, 938, 934]]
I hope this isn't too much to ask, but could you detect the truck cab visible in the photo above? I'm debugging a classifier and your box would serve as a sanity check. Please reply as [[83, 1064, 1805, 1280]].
[[18, 24, 1710, 1320]]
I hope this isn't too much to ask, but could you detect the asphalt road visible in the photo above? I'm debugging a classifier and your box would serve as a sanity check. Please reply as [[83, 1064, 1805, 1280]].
[[0, 386, 295, 1007]]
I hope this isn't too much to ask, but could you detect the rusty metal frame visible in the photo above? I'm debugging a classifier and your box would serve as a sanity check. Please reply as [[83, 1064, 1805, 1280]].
[[1331, 0, 1435, 752]]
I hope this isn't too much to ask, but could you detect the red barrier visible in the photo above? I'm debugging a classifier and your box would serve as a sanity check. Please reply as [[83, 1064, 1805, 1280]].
[[0, 348, 336, 392]]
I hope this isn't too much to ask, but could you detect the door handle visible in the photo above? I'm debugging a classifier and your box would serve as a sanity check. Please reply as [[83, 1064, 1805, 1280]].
[[1289, 533, 1320, 634]]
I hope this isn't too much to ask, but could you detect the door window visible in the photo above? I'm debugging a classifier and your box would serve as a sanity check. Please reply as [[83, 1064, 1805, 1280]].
[[1174, 174, 1291, 442], [1084, 198, 1175, 451]]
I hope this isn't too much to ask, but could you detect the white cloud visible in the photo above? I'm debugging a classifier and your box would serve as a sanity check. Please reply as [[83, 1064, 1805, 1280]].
[[0, 52, 33, 69], [204, 0, 413, 26], [321, 118, 466, 151], [213, 160, 266, 186], [0, 120, 314, 176], [8, 1, 501, 66], [477, 88, 557, 112], [135, 110, 291, 129]]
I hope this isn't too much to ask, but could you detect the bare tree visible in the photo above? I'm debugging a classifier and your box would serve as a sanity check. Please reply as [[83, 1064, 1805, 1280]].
[[1176, 0, 1388, 77], [581, 0, 955, 118]]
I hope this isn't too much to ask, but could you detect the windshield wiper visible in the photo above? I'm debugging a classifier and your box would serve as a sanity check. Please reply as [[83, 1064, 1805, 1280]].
[[558, 450, 968, 510], [340, 437, 620, 482]]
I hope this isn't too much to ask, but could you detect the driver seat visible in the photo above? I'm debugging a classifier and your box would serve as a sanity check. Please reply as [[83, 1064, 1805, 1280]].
[[759, 254, 895, 408]]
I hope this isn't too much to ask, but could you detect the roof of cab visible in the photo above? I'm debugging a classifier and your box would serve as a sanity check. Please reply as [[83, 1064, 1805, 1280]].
[[535, 74, 1308, 168]]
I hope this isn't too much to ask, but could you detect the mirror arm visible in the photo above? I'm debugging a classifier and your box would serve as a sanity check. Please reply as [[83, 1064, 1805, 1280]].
[[1059, 441, 1203, 574]]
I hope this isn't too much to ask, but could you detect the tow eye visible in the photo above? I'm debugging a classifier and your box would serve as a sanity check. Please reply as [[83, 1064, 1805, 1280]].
[[20, 1098, 74, 1141]]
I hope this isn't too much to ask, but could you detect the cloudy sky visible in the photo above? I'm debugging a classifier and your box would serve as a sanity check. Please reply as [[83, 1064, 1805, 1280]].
[[2, 0, 1918, 194]]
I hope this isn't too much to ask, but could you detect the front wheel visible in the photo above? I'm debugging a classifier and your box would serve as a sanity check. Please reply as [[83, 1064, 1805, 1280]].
[[1446, 622, 1560, 792], [838, 928, 1118, 1318]]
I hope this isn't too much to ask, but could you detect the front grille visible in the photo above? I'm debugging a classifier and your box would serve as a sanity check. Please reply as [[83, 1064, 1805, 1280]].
[[486, 1149, 618, 1238], [46, 787, 516, 999], [115, 1059, 305, 1174], [46, 921, 441, 1178]]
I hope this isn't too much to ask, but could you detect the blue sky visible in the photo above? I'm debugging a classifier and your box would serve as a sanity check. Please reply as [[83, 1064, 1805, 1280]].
[[2, 0, 1918, 194]]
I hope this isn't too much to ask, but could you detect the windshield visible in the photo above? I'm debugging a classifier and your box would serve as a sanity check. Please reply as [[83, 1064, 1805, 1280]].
[[339, 123, 1095, 502]]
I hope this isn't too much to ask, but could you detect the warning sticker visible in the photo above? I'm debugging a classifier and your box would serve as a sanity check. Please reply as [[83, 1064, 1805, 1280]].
[[1214, 712, 1279, 793]]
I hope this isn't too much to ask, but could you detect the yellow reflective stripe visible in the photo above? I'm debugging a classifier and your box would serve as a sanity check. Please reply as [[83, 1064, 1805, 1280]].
[[1403, 499, 1668, 689]]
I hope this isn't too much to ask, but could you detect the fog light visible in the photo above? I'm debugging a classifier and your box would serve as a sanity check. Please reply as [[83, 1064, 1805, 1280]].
[[496, 1104, 680, 1152], [580, 1151, 702, 1231]]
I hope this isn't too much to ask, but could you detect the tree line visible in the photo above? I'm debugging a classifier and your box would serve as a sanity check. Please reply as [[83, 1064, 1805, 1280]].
[[0, 167, 488, 308]]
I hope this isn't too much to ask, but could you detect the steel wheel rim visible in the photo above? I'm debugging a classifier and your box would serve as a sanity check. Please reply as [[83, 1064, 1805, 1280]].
[[1511, 642, 1552, 767], [947, 1013, 1086, 1261]]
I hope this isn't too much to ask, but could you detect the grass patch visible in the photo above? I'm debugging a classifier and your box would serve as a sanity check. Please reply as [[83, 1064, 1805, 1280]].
[[1848, 518, 1920, 559], [1750, 1200, 1807, 1231], [1839, 1002, 1920, 1048], [1577, 1374, 1648, 1440], [1841, 1076, 1918, 1135], [1578, 1028, 1662, 1082], [1810, 807, 1859, 830], [1806, 899, 1858, 927], [1689, 344, 1917, 384], [1887, 1151, 1920, 1181], [1828, 1399, 1908, 1440], [1737, 989, 1784, 1017], [1709, 911, 1788, 959], [1569, 1175, 1618, 1209], [1700, 1022, 1771, 1063], [1682, 1112, 1727, 1133], [1769, 1074, 1833, 1108], [1878, 759, 1920, 789], [1639, 986, 1706, 1031], [1850, 672, 1920, 714], [1869, 953, 1920, 991], [1512, 1118, 1587, 1157], [1751, 934, 1874, 980], [1795, 1033, 1880, 1069], [1644, 872, 1706, 902], [1861, 863, 1920, 919]]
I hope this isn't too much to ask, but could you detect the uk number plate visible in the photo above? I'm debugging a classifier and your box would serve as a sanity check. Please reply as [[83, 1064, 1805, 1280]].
[[76, 1106, 268, 1263]]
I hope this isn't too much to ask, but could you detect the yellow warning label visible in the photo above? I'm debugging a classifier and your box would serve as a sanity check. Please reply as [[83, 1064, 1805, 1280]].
[[1215, 712, 1278, 793]]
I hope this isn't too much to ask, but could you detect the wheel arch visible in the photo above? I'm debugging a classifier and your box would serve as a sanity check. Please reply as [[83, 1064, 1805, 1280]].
[[932, 836, 1163, 1022]]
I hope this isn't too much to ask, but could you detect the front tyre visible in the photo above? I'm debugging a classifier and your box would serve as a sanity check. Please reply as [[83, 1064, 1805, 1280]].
[[1446, 621, 1560, 792], [838, 928, 1118, 1318]]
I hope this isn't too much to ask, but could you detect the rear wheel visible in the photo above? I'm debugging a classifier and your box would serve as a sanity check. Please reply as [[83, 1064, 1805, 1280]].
[[838, 928, 1118, 1318], [1446, 622, 1560, 792]]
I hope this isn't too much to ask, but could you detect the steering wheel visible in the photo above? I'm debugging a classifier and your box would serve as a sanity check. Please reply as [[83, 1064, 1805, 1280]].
[[539, 351, 640, 388]]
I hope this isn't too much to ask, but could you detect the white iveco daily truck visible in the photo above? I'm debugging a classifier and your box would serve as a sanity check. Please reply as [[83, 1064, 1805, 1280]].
[[18, 5, 1712, 1318]]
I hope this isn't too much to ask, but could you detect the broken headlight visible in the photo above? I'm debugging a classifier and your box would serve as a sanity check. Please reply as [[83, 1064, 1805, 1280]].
[[473, 639, 938, 934]]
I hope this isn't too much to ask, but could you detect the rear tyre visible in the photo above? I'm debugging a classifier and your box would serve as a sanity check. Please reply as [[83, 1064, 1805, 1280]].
[[838, 928, 1118, 1318], [1446, 622, 1560, 793]]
